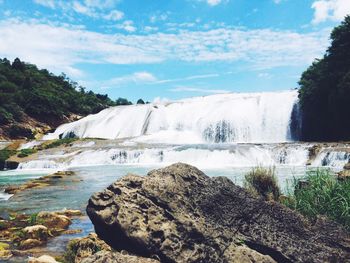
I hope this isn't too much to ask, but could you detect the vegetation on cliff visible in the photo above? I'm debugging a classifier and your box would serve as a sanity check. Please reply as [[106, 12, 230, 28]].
[[299, 16, 350, 141], [0, 58, 132, 139]]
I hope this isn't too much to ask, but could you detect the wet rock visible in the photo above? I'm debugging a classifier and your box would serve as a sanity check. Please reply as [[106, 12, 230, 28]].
[[23, 225, 48, 241], [0, 242, 12, 260], [37, 212, 71, 230], [344, 162, 350, 170], [65, 233, 112, 263], [87, 163, 350, 263], [19, 238, 44, 250], [28, 255, 60, 263], [81, 251, 160, 263], [56, 209, 82, 217]]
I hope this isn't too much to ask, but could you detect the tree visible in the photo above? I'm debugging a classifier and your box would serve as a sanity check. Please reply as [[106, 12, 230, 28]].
[[12, 58, 25, 71], [137, 99, 145, 104], [298, 15, 350, 141], [116, 97, 132, 106]]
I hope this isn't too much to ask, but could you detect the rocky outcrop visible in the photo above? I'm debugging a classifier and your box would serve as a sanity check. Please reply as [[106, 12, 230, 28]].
[[5, 171, 76, 195], [65, 233, 112, 263], [87, 163, 350, 263], [81, 251, 160, 263]]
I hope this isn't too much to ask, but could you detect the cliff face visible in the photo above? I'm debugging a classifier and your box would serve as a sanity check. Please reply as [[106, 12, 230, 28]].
[[86, 163, 350, 263]]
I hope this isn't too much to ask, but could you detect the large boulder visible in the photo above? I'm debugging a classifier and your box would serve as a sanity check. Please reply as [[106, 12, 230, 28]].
[[87, 163, 350, 263]]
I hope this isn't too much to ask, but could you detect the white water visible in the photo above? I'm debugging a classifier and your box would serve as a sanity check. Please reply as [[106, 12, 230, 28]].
[[312, 150, 350, 169], [45, 91, 299, 143], [16, 144, 310, 170]]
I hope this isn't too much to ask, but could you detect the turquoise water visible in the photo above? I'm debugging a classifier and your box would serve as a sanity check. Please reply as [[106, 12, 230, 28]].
[[0, 165, 307, 216]]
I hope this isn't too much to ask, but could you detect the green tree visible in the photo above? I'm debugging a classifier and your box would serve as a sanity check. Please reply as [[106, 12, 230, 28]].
[[299, 15, 350, 141]]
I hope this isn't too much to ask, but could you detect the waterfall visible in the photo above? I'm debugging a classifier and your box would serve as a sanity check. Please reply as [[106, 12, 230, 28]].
[[45, 90, 300, 143]]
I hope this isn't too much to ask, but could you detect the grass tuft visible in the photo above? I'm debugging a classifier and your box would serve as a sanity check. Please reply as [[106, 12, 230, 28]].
[[244, 166, 280, 201]]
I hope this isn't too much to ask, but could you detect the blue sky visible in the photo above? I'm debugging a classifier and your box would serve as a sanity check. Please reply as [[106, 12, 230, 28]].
[[0, 0, 349, 102]]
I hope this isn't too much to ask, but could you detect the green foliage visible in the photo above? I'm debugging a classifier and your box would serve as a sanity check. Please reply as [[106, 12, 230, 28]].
[[44, 138, 78, 149], [244, 166, 280, 201], [18, 148, 37, 158], [116, 97, 132, 106], [298, 16, 350, 141], [0, 57, 120, 130], [0, 148, 16, 164], [283, 169, 350, 229], [28, 213, 38, 225], [137, 98, 145, 104]]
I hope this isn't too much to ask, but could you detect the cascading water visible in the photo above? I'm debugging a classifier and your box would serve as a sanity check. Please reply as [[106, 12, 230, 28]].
[[44, 90, 300, 143]]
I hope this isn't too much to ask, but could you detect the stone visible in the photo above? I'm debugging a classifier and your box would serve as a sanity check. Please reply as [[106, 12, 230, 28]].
[[56, 209, 82, 217], [344, 162, 350, 170], [37, 212, 71, 230], [23, 225, 48, 241], [19, 238, 44, 249], [87, 163, 350, 263], [81, 251, 160, 263], [28, 255, 60, 263], [0, 242, 12, 260], [65, 233, 112, 263]]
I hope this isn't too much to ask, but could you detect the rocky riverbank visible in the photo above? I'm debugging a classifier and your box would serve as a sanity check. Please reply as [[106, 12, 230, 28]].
[[83, 163, 350, 263], [0, 209, 82, 261]]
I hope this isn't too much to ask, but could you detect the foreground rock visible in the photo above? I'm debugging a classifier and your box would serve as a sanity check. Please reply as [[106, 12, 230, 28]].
[[65, 233, 160, 263], [87, 163, 350, 263]]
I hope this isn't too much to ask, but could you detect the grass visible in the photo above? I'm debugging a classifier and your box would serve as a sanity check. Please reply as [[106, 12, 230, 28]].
[[44, 138, 78, 149], [17, 148, 37, 158], [282, 169, 350, 229], [244, 166, 280, 201]]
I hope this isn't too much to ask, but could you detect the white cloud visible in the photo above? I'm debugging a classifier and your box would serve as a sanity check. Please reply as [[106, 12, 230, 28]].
[[207, 0, 222, 6], [155, 74, 220, 84], [99, 72, 157, 89], [116, 20, 136, 32], [0, 19, 330, 78], [273, 0, 282, 4], [170, 86, 230, 94], [33, 0, 55, 8], [312, 0, 350, 24], [33, 0, 124, 21], [104, 10, 124, 21]]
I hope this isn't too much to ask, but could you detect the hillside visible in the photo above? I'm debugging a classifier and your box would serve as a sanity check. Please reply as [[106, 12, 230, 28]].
[[0, 58, 131, 140], [299, 16, 350, 141]]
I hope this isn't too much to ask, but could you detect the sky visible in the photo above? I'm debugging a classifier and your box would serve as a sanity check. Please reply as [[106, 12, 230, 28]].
[[0, 0, 349, 102]]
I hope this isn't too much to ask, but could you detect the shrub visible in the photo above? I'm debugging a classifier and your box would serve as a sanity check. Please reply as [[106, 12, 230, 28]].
[[283, 169, 350, 229], [44, 138, 78, 149], [18, 148, 37, 158], [244, 166, 280, 201]]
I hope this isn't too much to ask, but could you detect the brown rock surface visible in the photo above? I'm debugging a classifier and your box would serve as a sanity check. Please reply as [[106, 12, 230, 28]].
[[81, 251, 160, 263], [87, 163, 350, 263]]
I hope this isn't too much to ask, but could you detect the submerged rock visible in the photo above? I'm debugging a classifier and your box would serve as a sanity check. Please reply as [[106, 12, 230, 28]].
[[87, 163, 350, 263], [4, 170, 76, 195]]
